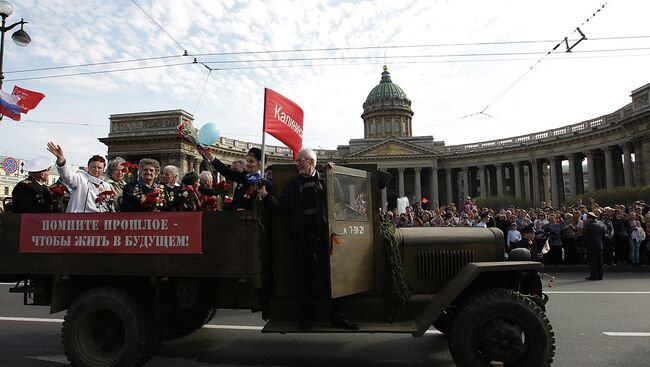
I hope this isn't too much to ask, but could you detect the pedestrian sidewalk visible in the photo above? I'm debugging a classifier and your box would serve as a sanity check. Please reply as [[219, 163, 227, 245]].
[[543, 263, 650, 273]]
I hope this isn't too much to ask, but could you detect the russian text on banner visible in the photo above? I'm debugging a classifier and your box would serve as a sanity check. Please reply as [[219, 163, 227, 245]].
[[263, 88, 303, 159], [19, 212, 203, 254]]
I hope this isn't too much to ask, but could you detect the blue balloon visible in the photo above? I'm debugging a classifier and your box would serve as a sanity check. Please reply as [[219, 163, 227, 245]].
[[198, 122, 221, 147]]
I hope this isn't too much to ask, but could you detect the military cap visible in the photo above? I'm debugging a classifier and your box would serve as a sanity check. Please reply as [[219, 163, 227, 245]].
[[23, 156, 52, 172], [181, 171, 199, 185]]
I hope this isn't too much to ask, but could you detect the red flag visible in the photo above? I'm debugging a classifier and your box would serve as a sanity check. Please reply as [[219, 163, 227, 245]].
[[12, 85, 45, 114], [263, 88, 303, 159]]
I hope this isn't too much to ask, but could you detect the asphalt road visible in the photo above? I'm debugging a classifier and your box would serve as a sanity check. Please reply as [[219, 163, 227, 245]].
[[0, 272, 648, 367]]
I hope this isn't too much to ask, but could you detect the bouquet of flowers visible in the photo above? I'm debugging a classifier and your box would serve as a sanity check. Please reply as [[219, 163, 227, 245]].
[[212, 180, 233, 210], [214, 180, 231, 196], [140, 186, 166, 212], [179, 185, 201, 211], [120, 161, 139, 183], [95, 190, 116, 212], [49, 183, 69, 212], [201, 195, 219, 212]]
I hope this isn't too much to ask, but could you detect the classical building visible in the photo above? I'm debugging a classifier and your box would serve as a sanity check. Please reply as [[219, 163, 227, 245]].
[[99, 67, 650, 210]]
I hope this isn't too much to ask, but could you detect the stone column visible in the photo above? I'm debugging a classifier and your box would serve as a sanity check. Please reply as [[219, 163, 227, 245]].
[[623, 143, 634, 187], [586, 150, 596, 191], [398, 167, 405, 198], [193, 156, 200, 173], [429, 167, 439, 209], [568, 154, 577, 198], [381, 187, 388, 213], [446, 168, 453, 205], [549, 157, 559, 207], [531, 159, 541, 205], [414, 167, 422, 202], [514, 162, 522, 198], [478, 165, 486, 197], [496, 163, 504, 197], [604, 146, 615, 190], [462, 167, 469, 200]]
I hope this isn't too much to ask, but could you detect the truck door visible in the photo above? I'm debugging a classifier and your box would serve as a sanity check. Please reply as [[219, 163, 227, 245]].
[[327, 165, 374, 298]]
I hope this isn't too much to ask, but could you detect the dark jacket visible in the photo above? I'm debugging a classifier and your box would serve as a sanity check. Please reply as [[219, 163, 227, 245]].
[[121, 181, 162, 212], [163, 185, 182, 211], [263, 171, 328, 245], [11, 178, 54, 213], [210, 158, 258, 210], [583, 221, 606, 251]]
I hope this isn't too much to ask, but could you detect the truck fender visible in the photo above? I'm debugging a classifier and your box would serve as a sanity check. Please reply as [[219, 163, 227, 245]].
[[412, 261, 542, 337]]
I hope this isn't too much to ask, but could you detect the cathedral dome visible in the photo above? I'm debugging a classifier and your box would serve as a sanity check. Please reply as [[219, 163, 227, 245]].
[[361, 65, 414, 139], [363, 65, 411, 108]]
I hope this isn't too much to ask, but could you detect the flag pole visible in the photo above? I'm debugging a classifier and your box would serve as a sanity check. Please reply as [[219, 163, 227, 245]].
[[260, 88, 267, 174]]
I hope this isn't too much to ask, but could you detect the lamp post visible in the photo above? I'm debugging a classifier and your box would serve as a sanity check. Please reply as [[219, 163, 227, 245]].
[[0, 0, 30, 89]]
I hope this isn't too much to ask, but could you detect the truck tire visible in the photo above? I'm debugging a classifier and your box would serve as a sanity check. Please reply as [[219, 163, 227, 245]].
[[163, 307, 217, 340], [62, 287, 154, 367], [449, 289, 555, 367]]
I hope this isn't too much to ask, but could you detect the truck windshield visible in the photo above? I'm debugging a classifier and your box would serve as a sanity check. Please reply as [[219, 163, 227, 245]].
[[332, 173, 368, 222]]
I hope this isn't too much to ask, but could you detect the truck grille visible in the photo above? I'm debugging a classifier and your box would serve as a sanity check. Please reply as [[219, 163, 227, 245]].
[[417, 249, 474, 280]]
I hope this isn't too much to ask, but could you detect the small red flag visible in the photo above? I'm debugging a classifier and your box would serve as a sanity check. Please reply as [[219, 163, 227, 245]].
[[263, 88, 303, 159], [12, 85, 45, 114]]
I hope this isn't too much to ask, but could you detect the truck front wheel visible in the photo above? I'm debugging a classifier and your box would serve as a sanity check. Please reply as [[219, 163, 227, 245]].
[[449, 289, 555, 367], [62, 287, 153, 367]]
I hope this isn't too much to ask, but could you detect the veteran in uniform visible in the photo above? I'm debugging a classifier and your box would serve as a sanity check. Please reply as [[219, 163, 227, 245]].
[[11, 156, 55, 213]]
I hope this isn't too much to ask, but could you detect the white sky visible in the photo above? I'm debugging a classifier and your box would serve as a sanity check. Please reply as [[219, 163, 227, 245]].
[[0, 0, 648, 166]]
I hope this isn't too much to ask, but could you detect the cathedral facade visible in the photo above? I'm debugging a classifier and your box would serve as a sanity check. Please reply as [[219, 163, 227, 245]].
[[99, 67, 650, 210]]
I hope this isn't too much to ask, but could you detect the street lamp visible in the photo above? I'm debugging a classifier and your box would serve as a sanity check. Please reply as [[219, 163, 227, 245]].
[[0, 0, 30, 88]]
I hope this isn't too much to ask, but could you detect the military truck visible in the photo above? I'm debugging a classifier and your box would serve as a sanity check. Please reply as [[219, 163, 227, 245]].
[[0, 164, 554, 367]]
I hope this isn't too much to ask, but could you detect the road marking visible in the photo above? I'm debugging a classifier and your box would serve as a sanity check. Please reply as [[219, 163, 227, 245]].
[[0, 317, 443, 334], [604, 332, 650, 337], [0, 316, 63, 323], [546, 291, 650, 294], [203, 324, 263, 331], [26, 355, 68, 363]]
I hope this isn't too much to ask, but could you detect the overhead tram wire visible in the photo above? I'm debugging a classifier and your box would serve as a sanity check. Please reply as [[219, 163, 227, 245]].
[[5, 48, 650, 82], [5, 47, 650, 81], [477, 0, 612, 115], [4, 61, 194, 82], [130, 0, 215, 116], [3, 34, 649, 76]]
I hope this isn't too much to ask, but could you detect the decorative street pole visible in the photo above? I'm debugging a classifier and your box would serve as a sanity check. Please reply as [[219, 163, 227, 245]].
[[0, 0, 30, 89]]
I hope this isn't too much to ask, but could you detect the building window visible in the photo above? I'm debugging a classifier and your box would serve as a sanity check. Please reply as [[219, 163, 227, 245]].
[[4, 187, 8, 196]]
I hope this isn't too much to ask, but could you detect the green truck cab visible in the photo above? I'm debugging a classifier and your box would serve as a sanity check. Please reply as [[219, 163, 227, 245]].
[[0, 164, 554, 367]]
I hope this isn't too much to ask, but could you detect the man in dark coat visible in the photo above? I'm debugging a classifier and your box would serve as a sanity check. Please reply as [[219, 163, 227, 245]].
[[260, 148, 357, 331], [11, 156, 55, 213], [583, 212, 606, 280]]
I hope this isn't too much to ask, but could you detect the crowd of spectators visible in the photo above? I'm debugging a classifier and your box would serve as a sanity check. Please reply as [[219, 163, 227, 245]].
[[380, 196, 650, 266]]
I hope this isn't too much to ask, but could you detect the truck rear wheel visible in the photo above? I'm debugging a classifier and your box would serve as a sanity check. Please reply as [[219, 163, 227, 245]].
[[449, 289, 555, 367], [62, 287, 154, 367]]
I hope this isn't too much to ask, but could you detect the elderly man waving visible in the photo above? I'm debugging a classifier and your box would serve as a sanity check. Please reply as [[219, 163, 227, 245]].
[[47, 142, 114, 213]]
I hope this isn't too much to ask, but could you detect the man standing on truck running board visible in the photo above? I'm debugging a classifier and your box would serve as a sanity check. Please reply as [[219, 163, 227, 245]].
[[259, 148, 358, 331]]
